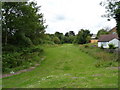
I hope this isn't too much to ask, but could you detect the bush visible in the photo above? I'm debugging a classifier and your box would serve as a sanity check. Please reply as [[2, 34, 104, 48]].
[[84, 45, 89, 48], [44, 40, 55, 45], [53, 37, 61, 44], [108, 44, 116, 49], [95, 61, 117, 68], [100, 44, 104, 49], [2, 44, 17, 52], [30, 48, 43, 53], [2, 53, 23, 72], [80, 44, 118, 68], [2, 46, 44, 73]]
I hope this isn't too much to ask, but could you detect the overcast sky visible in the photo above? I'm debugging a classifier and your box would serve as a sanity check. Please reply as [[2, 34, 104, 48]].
[[35, 0, 116, 34]]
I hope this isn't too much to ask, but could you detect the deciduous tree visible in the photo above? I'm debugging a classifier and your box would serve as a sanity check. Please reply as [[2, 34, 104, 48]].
[[2, 1, 47, 46], [100, 0, 120, 38]]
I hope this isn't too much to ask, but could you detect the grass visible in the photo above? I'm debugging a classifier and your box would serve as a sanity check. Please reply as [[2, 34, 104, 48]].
[[79, 43, 118, 68], [2, 44, 118, 88]]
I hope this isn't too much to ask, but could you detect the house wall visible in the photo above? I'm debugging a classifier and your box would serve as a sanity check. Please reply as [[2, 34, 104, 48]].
[[117, 39, 120, 48], [98, 38, 120, 48], [108, 38, 119, 48], [98, 42, 101, 47], [98, 42, 109, 48], [90, 40, 98, 43]]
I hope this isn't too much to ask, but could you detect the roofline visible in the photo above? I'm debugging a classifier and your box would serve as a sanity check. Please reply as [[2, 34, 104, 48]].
[[98, 38, 119, 42], [109, 26, 117, 32]]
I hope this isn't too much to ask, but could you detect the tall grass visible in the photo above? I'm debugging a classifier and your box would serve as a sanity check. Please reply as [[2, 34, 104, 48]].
[[79, 43, 118, 67]]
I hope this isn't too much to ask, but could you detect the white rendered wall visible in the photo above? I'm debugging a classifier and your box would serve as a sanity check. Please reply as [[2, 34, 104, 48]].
[[108, 38, 119, 48]]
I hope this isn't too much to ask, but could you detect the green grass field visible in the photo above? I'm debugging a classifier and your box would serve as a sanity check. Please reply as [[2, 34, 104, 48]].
[[2, 44, 118, 88]]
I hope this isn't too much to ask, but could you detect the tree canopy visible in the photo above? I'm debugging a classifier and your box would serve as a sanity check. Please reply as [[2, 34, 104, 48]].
[[2, 1, 47, 46], [74, 29, 92, 44], [100, 0, 120, 38], [97, 29, 109, 38]]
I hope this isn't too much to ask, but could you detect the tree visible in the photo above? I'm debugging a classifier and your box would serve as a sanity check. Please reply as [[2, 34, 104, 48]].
[[53, 36, 61, 44], [65, 31, 75, 37], [86, 36, 91, 43], [64, 31, 75, 43], [54, 32, 64, 43], [97, 29, 109, 38], [74, 29, 91, 44], [100, 0, 120, 38], [2, 2, 47, 46], [65, 32, 69, 37], [69, 31, 75, 36]]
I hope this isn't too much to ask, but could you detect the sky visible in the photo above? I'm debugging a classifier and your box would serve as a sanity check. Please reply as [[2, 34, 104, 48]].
[[35, 0, 116, 34]]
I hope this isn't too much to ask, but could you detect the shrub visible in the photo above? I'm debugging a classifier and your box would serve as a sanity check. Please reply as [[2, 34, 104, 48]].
[[53, 37, 61, 44], [100, 44, 104, 49], [30, 48, 43, 53], [108, 44, 116, 49], [2, 53, 23, 72], [2, 45, 17, 52], [84, 45, 89, 48], [80, 44, 118, 68], [95, 61, 117, 68], [2, 46, 44, 73]]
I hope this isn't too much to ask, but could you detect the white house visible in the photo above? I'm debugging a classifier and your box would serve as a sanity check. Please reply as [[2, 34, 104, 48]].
[[98, 34, 120, 48]]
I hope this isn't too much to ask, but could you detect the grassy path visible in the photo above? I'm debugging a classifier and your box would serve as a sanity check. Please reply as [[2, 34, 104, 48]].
[[2, 44, 118, 88]]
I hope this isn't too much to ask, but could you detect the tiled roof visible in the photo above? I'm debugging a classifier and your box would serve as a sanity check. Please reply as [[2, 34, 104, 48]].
[[98, 34, 119, 42], [109, 27, 117, 32]]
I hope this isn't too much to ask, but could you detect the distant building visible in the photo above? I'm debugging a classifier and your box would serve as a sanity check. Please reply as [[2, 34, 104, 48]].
[[98, 34, 120, 48], [91, 34, 97, 39], [90, 34, 98, 43], [109, 27, 117, 35]]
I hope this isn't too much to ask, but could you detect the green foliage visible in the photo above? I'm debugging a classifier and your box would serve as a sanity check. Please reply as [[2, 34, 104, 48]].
[[64, 31, 75, 43], [96, 29, 109, 38], [84, 45, 89, 48], [79, 43, 118, 68], [43, 34, 55, 44], [2, 1, 47, 46], [63, 36, 75, 43], [53, 36, 61, 44], [74, 29, 92, 44], [86, 36, 91, 43], [2, 2, 47, 73], [101, 0, 120, 38], [100, 0, 120, 19], [95, 61, 117, 68], [65, 31, 75, 37], [54, 32, 64, 44], [3, 44, 118, 88], [100, 44, 104, 49], [116, 17, 120, 38], [108, 43, 116, 49], [2, 44, 18, 52], [44, 31, 76, 44], [2, 45, 44, 73]]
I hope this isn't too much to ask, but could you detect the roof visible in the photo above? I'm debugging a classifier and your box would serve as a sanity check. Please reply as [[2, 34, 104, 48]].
[[109, 27, 117, 34], [98, 34, 119, 42]]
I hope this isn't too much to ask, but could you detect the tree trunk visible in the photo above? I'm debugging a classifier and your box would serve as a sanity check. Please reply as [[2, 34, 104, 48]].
[[5, 28, 8, 46], [115, 13, 120, 39]]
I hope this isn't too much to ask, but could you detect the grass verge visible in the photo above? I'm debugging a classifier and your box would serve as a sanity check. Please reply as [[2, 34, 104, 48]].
[[79, 43, 118, 68]]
